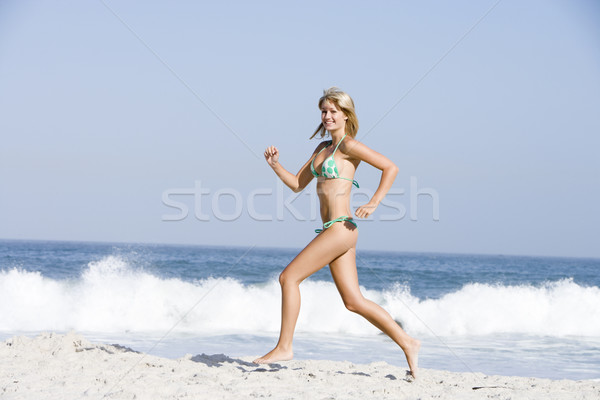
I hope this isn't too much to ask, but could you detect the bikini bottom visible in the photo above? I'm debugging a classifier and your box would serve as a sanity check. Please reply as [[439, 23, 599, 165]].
[[315, 216, 358, 234]]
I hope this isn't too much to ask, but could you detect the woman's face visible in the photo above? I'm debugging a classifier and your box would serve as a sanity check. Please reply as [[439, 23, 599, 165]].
[[321, 100, 347, 133]]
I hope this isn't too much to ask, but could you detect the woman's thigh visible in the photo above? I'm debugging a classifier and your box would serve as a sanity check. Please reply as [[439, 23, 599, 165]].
[[328, 246, 363, 304], [282, 222, 358, 284]]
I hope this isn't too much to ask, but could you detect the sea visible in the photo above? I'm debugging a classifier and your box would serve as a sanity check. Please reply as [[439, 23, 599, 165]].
[[1, 239, 599, 381]]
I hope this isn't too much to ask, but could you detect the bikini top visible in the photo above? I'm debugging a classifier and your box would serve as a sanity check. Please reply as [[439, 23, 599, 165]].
[[310, 133, 359, 188]]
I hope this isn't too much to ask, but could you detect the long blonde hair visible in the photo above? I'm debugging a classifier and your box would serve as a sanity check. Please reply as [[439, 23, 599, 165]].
[[310, 87, 359, 139]]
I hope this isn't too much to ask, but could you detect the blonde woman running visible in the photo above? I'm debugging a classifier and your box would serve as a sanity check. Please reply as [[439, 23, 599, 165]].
[[253, 87, 420, 378]]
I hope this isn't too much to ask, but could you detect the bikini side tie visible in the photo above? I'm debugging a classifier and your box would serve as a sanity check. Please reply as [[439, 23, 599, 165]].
[[315, 216, 357, 234]]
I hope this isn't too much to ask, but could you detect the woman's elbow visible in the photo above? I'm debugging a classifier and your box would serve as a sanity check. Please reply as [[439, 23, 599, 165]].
[[292, 183, 306, 193], [293, 176, 310, 192]]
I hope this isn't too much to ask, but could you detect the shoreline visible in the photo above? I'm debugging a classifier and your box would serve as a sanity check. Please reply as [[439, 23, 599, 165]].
[[1, 332, 597, 400]]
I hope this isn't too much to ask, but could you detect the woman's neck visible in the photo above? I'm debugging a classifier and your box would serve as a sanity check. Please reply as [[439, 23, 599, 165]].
[[328, 128, 346, 143]]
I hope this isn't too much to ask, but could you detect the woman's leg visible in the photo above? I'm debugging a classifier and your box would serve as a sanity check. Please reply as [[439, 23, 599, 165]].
[[253, 224, 357, 364], [329, 247, 421, 377]]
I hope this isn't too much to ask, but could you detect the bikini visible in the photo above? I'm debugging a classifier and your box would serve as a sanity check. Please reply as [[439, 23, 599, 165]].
[[310, 133, 359, 234]]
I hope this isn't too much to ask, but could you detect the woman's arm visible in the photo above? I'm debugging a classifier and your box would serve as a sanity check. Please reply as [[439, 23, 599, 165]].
[[264, 143, 326, 193], [343, 139, 399, 218]]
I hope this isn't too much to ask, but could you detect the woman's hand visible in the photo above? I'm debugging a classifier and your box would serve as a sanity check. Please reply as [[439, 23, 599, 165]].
[[355, 202, 378, 219], [264, 146, 279, 167]]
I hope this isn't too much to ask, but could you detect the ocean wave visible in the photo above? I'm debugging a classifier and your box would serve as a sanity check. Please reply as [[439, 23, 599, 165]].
[[1, 256, 598, 337]]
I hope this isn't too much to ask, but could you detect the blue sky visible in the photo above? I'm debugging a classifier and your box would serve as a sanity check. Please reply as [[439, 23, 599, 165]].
[[1, 1, 599, 258]]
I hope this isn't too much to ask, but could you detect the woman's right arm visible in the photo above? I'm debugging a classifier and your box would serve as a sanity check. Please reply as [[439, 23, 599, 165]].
[[264, 143, 324, 193]]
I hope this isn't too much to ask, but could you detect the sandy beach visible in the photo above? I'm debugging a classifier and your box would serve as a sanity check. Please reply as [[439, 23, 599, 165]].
[[0, 333, 597, 399]]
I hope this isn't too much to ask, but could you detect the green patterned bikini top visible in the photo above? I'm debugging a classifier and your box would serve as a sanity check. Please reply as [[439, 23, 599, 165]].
[[310, 133, 359, 188]]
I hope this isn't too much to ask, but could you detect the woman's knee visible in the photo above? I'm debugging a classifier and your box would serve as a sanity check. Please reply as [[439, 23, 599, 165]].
[[342, 295, 365, 313], [279, 269, 300, 287], [278, 271, 287, 286]]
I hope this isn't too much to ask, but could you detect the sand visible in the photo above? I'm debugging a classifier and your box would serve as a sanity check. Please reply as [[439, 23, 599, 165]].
[[0, 332, 598, 399]]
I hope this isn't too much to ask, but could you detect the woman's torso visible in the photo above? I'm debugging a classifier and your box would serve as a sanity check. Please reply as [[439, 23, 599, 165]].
[[311, 138, 360, 222]]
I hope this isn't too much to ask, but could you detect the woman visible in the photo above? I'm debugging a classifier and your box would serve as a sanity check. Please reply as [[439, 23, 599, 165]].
[[253, 87, 420, 378]]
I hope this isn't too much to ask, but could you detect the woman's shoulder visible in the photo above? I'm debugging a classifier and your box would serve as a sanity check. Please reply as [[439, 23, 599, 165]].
[[340, 135, 361, 151], [340, 135, 369, 160], [312, 139, 332, 152]]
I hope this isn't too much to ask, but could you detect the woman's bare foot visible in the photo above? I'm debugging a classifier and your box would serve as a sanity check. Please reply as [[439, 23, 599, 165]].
[[404, 338, 421, 379], [253, 346, 293, 364]]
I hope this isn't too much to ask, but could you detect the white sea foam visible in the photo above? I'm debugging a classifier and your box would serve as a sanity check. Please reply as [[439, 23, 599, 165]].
[[387, 280, 600, 337], [1, 256, 599, 337]]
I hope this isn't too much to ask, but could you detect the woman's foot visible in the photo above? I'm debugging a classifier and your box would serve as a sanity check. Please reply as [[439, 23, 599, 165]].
[[404, 338, 421, 378], [253, 346, 293, 364]]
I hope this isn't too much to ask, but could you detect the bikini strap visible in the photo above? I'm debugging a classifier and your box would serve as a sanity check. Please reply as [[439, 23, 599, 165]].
[[314, 216, 357, 233], [336, 177, 360, 188], [331, 133, 347, 156]]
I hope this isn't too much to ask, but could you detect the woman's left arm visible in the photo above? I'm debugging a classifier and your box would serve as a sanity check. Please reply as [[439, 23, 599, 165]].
[[344, 139, 399, 219]]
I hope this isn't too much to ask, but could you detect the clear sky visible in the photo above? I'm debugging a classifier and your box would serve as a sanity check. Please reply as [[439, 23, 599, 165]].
[[1, 1, 599, 258]]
